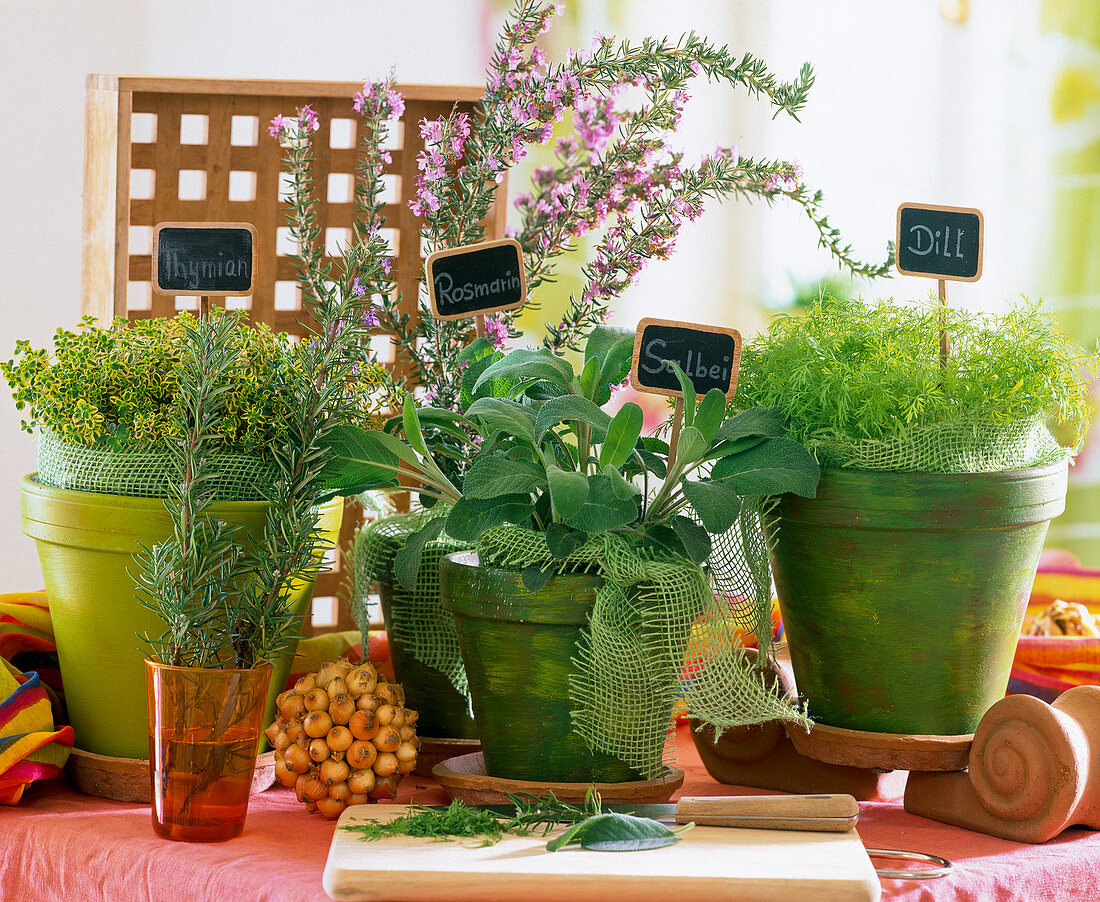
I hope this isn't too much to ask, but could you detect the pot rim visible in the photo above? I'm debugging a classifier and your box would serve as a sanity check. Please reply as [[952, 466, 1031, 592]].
[[21, 474, 344, 512]]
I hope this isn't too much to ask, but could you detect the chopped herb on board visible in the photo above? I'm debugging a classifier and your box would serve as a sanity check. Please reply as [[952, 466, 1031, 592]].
[[340, 790, 604, 847]]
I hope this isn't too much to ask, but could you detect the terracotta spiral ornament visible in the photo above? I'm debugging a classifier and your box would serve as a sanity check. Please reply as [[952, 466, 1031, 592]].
[[905, 685, 1100, 842]]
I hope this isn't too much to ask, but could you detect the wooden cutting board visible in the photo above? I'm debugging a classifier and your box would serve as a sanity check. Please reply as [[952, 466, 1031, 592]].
[[322, 805, 881, 902]]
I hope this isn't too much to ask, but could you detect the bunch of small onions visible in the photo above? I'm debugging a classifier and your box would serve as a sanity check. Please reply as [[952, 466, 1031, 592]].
[[265, 658, 421, 820]]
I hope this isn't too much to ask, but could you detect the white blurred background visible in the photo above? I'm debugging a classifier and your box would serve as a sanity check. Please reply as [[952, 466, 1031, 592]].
[[1, 0, 1097, 587]]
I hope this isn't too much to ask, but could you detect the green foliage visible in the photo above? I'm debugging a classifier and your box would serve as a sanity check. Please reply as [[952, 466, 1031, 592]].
[[137, 233, 398, 669], [3, 312, 393, 454], [736, 296, 1095, 448], [341, 791, 605, 846], [322, 325, 821, 586]]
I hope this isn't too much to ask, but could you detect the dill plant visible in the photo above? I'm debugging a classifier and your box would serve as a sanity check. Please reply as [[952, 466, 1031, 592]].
[[735, 296, 1094, 455]]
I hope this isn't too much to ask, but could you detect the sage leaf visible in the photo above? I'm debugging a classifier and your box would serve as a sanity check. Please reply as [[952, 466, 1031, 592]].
[[465, 398, 537, 446], [680, 478, 743, 535], [711, 407, 789, 444], [546, 812, 686, 853], [598, 403, 644, 470], [464, 455, 546, 499], [674, 425, 708, 463], [534, 395, 612, 442], [671, 515, 712, 564], [547, 465, 590, 519], [693, 389, 727, 444], [521, 564, 556, 592], [445, 494, 533, 542], [393, 517, 446, 591], [545, 522, 587, 560], [710, 436, 820, 498], [564, 475, 639, 533], [474, 348, 575, 395], [603, 464, 641, 500], [668, 361, 696, 426]]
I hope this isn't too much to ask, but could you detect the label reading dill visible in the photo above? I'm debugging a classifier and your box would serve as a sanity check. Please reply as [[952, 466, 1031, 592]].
[[426, 239, 527, 320], [631, 318, 742, 401], [896, 203, 984, 282], [153, 223, 256, 295]]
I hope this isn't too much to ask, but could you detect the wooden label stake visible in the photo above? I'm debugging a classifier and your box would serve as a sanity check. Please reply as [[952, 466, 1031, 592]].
[[152, 222, 257, 314], [895, 202, 984, 369], [426, 238, 527, 322]]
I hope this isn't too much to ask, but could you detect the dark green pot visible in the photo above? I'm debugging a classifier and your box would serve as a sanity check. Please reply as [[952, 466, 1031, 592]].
[[440, 551, 640, 783], [378, 581, 479, 740], [765, 461, 1068, 735]]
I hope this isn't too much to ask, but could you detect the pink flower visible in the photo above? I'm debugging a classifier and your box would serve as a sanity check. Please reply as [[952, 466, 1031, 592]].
[[268, 114, 287, 138], [482, 315, 509, 350], [298, 105, 320, 132], [352, 91, 366, 113]]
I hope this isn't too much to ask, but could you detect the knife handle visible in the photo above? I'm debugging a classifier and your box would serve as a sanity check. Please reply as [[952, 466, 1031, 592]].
[[674, 794, 860, 832]]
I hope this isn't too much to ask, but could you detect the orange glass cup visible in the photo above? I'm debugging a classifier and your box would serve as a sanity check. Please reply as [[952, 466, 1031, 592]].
[[145, 659, 272, 842]]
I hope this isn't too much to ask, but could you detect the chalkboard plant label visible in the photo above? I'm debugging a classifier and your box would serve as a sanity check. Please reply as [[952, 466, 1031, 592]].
[[631, 318, 742, 400], [152, 222, 257, 295], [895, 203, 983, 282], [426, 238, 527, 321]]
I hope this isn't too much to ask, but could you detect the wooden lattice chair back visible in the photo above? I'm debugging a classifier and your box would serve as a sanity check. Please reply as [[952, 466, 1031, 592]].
[[82, 76, 506, 634]]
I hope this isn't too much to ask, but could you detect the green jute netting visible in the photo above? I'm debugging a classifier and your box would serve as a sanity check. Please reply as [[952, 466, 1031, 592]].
[[36, 430, 277, 501], [804, 415, 1068, 473], [347, 510, 472, 700], [475, 523, 807, 780]]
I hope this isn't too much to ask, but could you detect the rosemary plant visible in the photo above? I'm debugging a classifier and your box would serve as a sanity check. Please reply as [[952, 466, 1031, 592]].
[[275, 0, 893, 411], [138, 206, 397, 668]]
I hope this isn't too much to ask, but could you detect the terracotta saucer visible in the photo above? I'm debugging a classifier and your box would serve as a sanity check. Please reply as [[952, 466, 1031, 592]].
[[66, 748, 278, 803], [431, 751, 684, 805], [414, 736, 482, 777], [786, 722, 973, 772]]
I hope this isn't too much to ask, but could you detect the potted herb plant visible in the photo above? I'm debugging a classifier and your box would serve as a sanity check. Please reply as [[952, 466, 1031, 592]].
[[323, 326, 821, 783], [8, 111, 399, 762], [318, 0, 892, 752], [734, 296, 1094, 736], [135, 219, 396, 839]]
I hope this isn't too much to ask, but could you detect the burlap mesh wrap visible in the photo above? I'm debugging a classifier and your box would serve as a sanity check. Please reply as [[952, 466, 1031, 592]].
[[807, 415, 1067, 473], [348, 510, 472, 699], [36, 430, 277, 500], [475, 524, 806, 780]]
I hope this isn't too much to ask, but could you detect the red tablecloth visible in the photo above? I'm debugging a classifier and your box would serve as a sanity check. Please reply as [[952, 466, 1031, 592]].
[[2, 722, 1098, 902]]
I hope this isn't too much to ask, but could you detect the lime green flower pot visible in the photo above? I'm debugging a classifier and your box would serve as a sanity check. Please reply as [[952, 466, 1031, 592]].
[[20, 475, 343, 759]]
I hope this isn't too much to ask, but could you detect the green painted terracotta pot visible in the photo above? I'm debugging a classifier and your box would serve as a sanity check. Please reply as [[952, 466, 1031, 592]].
[[377, 581, 478, 740], [440, 551, 640, 783], [20, 475, 343, 759], [765, 461, 1068, 735]]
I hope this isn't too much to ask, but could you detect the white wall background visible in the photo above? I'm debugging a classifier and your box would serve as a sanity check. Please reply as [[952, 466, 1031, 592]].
[[0, 0, 1049, 590]]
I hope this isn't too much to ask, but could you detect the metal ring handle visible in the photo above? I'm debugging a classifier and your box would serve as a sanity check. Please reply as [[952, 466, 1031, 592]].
[[866, 848, 953, 880]]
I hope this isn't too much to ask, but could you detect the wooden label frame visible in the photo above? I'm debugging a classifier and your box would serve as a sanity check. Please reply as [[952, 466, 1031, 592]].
[[425, 238, 528, 321], [895, 202, 984, 283], [631, 317, 742, 401], [152, 222, 257, 296]]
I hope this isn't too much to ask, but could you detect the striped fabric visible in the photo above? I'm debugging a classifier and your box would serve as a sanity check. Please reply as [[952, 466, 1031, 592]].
[[1009, 558, 1100, 701], [0, 660, 73, 805]]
